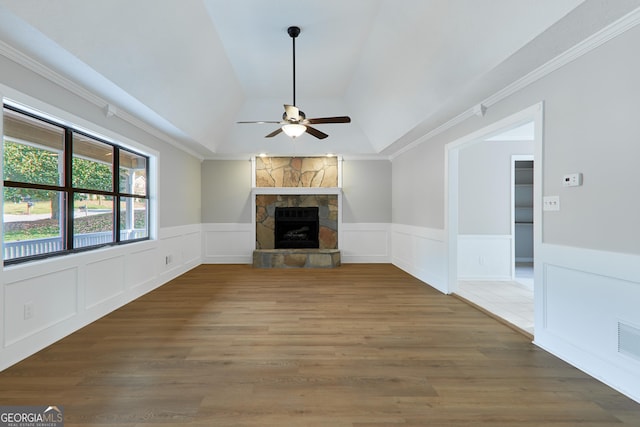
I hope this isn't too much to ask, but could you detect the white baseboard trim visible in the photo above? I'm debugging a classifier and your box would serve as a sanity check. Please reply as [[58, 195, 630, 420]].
[[458, 275, 513, 282]]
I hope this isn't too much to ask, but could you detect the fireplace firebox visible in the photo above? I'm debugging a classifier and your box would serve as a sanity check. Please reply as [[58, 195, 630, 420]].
[[274, 207, 319, 249]]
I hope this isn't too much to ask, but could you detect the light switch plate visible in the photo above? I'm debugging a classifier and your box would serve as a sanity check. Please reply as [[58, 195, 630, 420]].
[[543, 196, 560, 211]]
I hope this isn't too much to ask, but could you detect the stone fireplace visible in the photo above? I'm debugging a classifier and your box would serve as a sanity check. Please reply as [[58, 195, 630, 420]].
[[255, 194, 338, 250], [252, 156, 341, 268]]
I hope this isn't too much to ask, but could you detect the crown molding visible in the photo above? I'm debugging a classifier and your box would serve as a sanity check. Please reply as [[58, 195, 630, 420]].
[[390, 6, 640, 160], [0, 40, 104, 107], [388, 109, 475, 160], [0, 40, 205, 161], [482, 6, 640, 109]]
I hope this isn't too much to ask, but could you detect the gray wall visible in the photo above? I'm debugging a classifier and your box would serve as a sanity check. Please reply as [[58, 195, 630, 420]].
[[0, 55, 202, 229], [393, 21, 640, 255], [342, 159, 392, 223], [159, 145, 202, 227], [459, 140, 533, 235], [201, 160, 252, 223], [200, 158, 392, 224], [392, 140, 445, 228]]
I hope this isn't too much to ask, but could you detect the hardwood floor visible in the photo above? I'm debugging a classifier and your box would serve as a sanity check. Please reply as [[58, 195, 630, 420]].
[[1, 264, 639, 426]]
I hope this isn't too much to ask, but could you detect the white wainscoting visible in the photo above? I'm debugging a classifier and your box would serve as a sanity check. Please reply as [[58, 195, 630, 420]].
[[202, 222, 392, 265], [0, 223, 201, 371], [391, 224, 446, 293], [457, 234, 512, 281], [340, 223, 391, 263], [202, 223, 253, 264], [534, 243, 640, 403]]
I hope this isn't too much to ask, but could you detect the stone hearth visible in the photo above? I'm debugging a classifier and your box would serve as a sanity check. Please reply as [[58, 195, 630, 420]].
[[253, 249, 341, 268]]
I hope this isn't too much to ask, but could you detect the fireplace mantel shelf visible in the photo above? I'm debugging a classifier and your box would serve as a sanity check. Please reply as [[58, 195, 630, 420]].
[[252, 187, 342, 196]]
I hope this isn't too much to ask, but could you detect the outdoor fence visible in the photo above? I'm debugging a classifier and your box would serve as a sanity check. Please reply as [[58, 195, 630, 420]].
[[3, 230, 147, 260]]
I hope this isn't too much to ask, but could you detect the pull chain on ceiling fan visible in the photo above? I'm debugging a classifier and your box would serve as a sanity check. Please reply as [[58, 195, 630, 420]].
[[237, 26, 351, 140]]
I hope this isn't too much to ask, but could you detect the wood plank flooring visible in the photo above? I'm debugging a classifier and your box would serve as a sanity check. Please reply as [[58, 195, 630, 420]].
[[1, 264, 639, 426]]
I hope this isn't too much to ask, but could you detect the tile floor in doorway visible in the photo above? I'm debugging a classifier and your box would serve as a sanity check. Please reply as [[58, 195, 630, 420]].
[[456, 263, 534, 335]]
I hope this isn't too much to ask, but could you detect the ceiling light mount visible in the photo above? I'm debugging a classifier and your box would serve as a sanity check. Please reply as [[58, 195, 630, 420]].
[[287, 26, 300, 39]]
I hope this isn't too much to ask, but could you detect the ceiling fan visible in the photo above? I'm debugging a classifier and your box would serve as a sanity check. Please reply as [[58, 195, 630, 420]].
[[237, 26, 351, 140]]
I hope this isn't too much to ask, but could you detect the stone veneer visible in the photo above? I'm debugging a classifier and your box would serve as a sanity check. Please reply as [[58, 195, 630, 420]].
[[255, 194, 338, 249], [256, 156, 338, 188], [253, 249, 341, 268], [253, 156, 340, 268]]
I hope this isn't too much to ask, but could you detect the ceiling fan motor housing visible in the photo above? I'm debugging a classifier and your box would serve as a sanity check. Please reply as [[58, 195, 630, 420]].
[[283, 109, 305, 121]]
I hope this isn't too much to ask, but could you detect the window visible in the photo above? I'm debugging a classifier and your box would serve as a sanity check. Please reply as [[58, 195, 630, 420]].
[[2, 104, 150, 264]]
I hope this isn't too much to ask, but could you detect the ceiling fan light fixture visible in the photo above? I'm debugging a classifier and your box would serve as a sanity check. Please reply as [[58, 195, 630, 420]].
[[282, 123, 307, 138]]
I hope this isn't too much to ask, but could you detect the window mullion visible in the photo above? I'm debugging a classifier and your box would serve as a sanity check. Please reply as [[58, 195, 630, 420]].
[[65, 129, 74, 250], [114, 147, 121, 243]]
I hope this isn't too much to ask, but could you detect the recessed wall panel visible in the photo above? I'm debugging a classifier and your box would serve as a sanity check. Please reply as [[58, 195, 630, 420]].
[[544, 264, 640, 358], [4, 268, 78, 345], [85, 256, 125, 309], [126, 247, 158, 289]]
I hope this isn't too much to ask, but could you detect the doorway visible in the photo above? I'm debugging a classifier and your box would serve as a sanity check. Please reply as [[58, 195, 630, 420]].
[[446, 104, 542, 338], [513, 157, 534, 289]]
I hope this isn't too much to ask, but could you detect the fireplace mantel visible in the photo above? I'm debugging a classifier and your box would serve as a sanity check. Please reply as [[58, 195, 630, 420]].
[[252, 187, 342, 196]]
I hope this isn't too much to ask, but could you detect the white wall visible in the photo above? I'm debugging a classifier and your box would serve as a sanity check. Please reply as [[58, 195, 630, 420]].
[[391, 11, 640, 402], [391, 224, 447, 292]]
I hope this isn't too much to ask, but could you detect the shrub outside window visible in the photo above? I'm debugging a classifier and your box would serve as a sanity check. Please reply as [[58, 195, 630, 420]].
[[2, 104, 150, 264]]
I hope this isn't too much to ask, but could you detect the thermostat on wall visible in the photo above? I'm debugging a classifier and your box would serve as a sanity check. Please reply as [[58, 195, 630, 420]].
[[563, 173, 583, 187]]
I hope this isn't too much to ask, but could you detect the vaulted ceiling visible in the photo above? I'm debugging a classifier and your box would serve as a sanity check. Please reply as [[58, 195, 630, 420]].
[[0, 0, 630, 159]]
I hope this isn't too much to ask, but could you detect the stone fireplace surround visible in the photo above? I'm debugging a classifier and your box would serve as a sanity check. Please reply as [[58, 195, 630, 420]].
[[255, 194, 338, 250], [251, 156, 342, 268]]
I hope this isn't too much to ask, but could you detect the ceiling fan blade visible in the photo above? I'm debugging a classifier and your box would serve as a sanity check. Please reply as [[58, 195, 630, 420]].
[[237, 120, 281, 124], [304, 125, 328, 139], [305, 116, 351, 124], [283, 104, 300, 121], [265, 128, 283, 138]]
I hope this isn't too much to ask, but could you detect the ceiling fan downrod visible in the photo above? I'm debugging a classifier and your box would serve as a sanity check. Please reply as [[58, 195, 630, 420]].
[[288, 26, 300, 107]]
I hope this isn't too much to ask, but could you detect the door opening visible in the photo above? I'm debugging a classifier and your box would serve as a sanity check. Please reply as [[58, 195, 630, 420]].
[[513, 157, 534, 290], [445, 103, 542, 338]]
